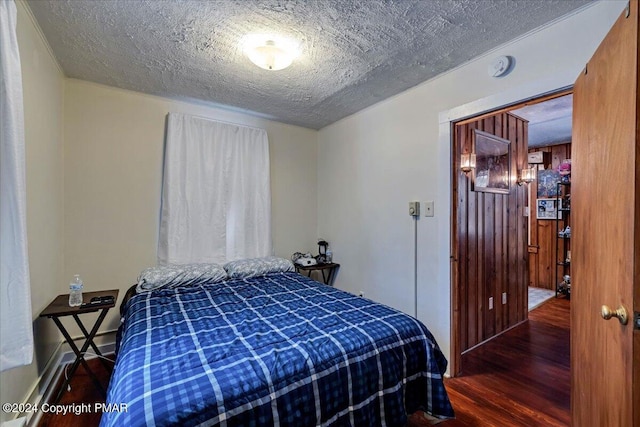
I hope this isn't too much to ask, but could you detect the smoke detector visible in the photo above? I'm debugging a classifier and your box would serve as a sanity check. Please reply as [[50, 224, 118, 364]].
[[488, 55, 513, 77]]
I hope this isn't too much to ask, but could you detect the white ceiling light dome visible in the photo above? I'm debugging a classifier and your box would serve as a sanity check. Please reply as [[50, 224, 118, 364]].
[[242, 34, 301, 71]]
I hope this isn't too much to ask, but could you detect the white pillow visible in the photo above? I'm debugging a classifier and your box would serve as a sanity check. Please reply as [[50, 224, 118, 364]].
[[136, 263, 228, 293], [224, 256, 294, 279]]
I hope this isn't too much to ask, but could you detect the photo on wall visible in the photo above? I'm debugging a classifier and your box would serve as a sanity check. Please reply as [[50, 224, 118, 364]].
[[536, 198, 562, 220], [537, 170, 561, 198], [472, 129, 511, 194]]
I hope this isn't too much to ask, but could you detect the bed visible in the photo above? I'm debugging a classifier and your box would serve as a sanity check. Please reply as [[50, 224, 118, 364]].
[[100, 264, 453, 426]]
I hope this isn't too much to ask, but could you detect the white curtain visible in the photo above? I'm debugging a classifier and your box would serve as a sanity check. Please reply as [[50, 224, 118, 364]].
[[158, 113, 272, 265], [1, 0, 34, 371]]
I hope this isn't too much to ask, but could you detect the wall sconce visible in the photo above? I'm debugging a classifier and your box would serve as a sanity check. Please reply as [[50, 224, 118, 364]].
[[460, 153, 476, 174], [518, 167, 536, 186]]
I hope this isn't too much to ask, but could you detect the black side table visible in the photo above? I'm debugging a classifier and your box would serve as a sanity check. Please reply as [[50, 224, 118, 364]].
[[295, 263, 340, 285], [40, 289, 119, 403]]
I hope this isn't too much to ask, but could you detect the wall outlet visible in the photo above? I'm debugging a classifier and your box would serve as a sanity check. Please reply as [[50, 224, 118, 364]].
[[502, 292, 507, 304], [489, 297, 494, 310], [359, 291, 365, 297], [424, 200, 435, 217]]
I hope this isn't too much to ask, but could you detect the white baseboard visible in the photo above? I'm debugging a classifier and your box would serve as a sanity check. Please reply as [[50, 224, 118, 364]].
[[14, 341, 65, 427], [59, 342, 116, 365], [21, 338, 115, 427]]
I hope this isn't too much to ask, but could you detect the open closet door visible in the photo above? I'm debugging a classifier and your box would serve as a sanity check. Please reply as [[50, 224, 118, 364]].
[[571, 2, 639, 425]]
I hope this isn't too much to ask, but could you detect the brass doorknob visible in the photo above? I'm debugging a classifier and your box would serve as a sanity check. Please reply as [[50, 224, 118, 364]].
[[601, 305, 628, 325]]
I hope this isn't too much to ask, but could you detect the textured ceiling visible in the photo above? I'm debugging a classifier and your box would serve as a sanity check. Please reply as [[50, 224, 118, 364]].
[[27, 0, 591, 129], [511, 94, 573, 148]]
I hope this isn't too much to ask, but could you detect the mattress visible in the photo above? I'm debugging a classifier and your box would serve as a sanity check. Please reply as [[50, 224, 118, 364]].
[[100, 271, 453, 426]]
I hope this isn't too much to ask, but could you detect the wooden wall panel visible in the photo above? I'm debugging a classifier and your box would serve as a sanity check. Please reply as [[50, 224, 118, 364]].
[[527, 143, 572, 290], [454, 113, 529, 355]]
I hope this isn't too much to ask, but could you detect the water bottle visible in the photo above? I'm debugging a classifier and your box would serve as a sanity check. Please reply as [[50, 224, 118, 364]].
[[69, 274, 84, 307], [326, 249, 333, 263]]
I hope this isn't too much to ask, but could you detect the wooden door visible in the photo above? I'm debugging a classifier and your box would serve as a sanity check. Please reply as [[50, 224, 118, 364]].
[[571, 2, 638, 425]]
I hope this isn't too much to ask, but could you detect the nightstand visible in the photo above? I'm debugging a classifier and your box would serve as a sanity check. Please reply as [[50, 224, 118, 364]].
[[295, 263, 340, 285], [40, 289, 119, 403]]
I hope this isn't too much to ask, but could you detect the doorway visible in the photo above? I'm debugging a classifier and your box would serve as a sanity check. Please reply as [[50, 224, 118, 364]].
[[450, 89, 572, 376], [444, 4, 638, 422], [511, 95, 573, 307]]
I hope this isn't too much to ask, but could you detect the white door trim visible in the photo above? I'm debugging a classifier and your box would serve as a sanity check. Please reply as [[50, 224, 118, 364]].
[[438, 69, 577, 374]]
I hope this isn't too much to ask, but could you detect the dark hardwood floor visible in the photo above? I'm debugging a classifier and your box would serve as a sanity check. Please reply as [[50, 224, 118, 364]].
[[37, 356, 114, 427], [438, 296, 570, 427], [39, 297, 569, 427]]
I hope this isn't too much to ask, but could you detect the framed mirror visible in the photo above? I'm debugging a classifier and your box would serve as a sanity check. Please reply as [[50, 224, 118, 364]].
[[472, 129, 511, 194]]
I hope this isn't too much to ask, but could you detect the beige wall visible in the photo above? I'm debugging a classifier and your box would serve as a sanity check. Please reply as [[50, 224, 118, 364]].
[[63, 80, 319, 333], [0, 1, 66, 421], [4, 2, 318, 414]]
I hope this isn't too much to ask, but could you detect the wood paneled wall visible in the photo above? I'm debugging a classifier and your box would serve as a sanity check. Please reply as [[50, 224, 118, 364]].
[[528, 143, 572, 290], [453, 113, 528, 358]]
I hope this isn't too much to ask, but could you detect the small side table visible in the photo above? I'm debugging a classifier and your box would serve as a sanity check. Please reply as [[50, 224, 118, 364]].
[[40, 289, 119, 403], [295, 263, 340, 285]]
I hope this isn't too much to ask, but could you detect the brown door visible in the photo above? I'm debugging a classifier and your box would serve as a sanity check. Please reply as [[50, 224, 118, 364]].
[[571, 2, 638, 425]]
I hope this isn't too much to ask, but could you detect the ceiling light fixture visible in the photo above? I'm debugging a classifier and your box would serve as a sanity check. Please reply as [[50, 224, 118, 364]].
[[242, 34, 300, 71]]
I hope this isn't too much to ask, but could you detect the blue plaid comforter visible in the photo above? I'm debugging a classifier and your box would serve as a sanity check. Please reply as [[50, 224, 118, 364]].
[[101, 272, 453, 426]]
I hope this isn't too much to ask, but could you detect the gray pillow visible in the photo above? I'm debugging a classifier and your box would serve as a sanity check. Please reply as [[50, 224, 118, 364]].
[[136, 263, 228, 293], [224, 256, 294, 279]]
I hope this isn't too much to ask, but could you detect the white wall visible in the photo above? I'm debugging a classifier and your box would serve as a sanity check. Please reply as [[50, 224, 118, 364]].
[[63, 80, 318, 334], [317, 1, 626, 367], [0, 0, 65, 421]]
